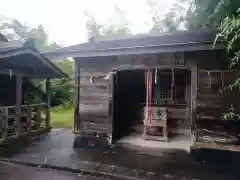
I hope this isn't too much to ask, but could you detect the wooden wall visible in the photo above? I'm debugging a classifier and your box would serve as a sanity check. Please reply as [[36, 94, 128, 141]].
[[75, 50, 236, 144], [192, 51, 240, 143], [75, 52, 188, 142]]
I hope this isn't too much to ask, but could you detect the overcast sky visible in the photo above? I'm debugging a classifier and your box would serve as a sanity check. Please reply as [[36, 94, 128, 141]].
[[0, 0, 176, 46]]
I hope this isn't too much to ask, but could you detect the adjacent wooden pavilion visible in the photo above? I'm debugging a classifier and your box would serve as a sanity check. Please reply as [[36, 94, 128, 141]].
[[0, 40, 68, 144], [44, 30, 240, 149]]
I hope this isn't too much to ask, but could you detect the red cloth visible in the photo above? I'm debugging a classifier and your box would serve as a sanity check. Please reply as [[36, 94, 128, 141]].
[[147, 69, 152, 126]]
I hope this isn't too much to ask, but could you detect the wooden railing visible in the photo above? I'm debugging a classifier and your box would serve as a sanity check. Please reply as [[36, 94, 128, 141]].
[[0, 103, 49, 143]]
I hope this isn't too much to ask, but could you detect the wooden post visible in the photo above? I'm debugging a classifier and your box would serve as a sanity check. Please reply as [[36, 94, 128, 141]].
[[2, 107, 8, 139], [16, 75, 22, 136], [46, 78, 51, 129], [191, 62, 198, 144], [74, 60, 80, 132], [36, 107, 41, 129], [27, 107, 32, 132], [108, 71, 115, 144]]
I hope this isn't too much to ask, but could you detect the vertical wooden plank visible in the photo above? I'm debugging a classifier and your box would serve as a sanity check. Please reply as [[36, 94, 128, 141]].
[[46, 78, 51, 129], [16, 75, 22, 136], [74, 60, 80, 132], [36, 107, 41, 129], [2, 107, 8, 139], [191, 61, 198, 144], [185, 73, 191, 130], [27, 107, 32, 132]]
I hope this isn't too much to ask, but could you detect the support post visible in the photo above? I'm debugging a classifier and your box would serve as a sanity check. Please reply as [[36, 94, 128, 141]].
[[74, 60, 80, 132], [27, 107, 32, 132], [191, 62, 198, 144], [36, 107, 41, 129], [46, 78, 51, 129], [2, 107, 8, 139], [16, 75, 22, 136]]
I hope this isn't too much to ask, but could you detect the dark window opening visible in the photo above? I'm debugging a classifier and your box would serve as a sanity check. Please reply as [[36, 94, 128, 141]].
[[153, 71, 186, 105]]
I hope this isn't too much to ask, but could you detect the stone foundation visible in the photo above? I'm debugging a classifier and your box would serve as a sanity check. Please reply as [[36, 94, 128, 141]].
[[73, 132, 111, 149]]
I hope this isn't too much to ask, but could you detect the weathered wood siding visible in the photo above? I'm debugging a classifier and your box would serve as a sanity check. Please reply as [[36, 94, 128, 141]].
[[193, 51, 240, 143], [75, 50, 236, 144], [167, 106, 189, 131], [75, 57, 115, 140], [75, 53, 188, 141], [78, 70, 112, 134]]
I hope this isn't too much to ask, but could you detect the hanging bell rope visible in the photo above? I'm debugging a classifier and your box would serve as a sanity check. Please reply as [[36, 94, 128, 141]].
[[154, 68, 157, 84], [147, 69, 153, 127]]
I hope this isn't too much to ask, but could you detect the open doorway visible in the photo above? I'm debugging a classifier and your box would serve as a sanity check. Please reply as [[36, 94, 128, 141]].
[[112, 68, 191, 151], [112, 69, 146, 143]]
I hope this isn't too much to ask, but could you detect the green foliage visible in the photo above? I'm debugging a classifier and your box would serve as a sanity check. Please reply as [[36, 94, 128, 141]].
[[181, 0, 240, 120], [216, 10, 240, 70], [49, 60, 75, 107], [0, 19, 60, 51], [51, 106, 73, 128], [186, 0, 240, 29], [85, 12, 102, 41], [148, 0, 189, 33], [85, 11, 131, 41], [0, 19, 73, 107], [215, 9, 240, 120], [222, 105, 240, 121], [50, 77, 74, 107], [101, 25, 131, 40]]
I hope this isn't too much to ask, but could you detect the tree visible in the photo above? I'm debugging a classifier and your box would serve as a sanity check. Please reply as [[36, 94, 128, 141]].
[[0, 19, 29, 40], [185, 0, 240, 29], [148, 0, 189, 33], [85, 7, 131, 41], [215, 9, 240, 120], [85, 12, 102, 42], [0, 19, 59, 51], [101, 25, 131, 40], [0, 18, 74, 107]]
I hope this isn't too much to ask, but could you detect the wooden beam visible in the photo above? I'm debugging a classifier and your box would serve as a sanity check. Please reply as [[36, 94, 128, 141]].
[[74, 60, 80, 132], [15, 75, 22, 136], [45, 78, 51, 129]]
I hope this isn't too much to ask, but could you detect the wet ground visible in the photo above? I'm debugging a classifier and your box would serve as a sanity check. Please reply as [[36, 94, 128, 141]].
[[0, 128, 240, 180], [117, 133, 190, 152], [0, 162, 113, 180]]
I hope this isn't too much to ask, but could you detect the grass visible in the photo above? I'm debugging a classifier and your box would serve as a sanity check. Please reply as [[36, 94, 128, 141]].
[[50, 106, 74, 128]]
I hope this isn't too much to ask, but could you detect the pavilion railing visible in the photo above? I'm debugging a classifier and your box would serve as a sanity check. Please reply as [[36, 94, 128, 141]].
[[0, 103, 49, 143]]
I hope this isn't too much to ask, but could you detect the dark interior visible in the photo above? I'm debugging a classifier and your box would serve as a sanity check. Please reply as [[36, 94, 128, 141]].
[[112, 70, 146, 143]]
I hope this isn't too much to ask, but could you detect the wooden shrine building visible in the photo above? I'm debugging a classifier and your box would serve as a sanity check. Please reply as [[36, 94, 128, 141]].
[[44, 30, 240, 150], [0, 39, 67, 144]]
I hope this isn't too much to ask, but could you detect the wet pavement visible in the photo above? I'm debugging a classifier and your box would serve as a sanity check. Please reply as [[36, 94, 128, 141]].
[[0, 128, 240, 180], [0, 162, 113, 180]]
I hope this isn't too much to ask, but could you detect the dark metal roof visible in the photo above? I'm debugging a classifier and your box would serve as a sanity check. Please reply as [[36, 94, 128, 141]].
[[42, 29, 224, 59], [64, 29, 218, 51], [0, 41, 68, 78]]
